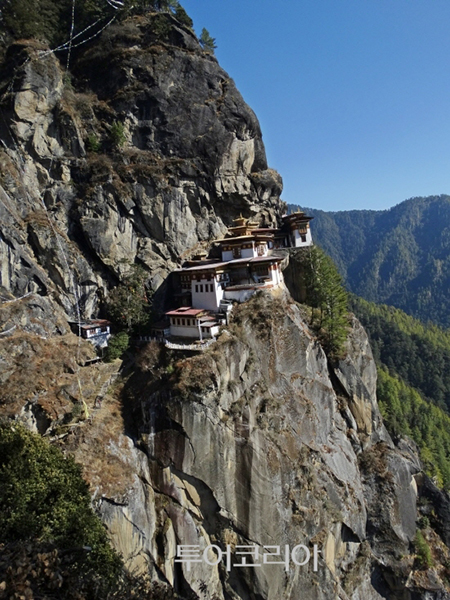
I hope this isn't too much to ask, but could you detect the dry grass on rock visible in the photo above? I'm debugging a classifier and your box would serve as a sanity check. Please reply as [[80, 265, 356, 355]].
[[60, 378, 135, 499], [0, 332, 93, 419]]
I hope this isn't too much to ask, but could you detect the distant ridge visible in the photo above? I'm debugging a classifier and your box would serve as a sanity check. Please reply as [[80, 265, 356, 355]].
[[289, 195, 450, 327]]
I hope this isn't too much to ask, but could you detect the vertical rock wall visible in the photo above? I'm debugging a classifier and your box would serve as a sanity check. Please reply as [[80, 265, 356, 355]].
[[97, 293, 429, 600], [0, 14, 283, 319]]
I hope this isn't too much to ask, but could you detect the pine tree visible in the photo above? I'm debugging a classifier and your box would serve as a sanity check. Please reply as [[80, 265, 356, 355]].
[[301, 245, 348, 356], [199, 27, 216, 52], [1, 0, 62, 43], [174, 5, 193, 28], [1, 0, 113, 46]]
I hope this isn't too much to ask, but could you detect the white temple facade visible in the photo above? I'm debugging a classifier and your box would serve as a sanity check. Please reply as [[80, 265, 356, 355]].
[[281, 212, 313, 248], [166, 307, 220, 339], [165, 211, 313, 340]]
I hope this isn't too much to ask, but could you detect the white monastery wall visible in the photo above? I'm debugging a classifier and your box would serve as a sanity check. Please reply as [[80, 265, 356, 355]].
[[294, 228, 313, 247], [170, 324, 201, 338], [191, 279, 223, 311]]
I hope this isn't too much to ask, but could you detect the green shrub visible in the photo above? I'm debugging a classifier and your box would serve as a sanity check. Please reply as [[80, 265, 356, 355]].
[[151, 13, 172, 39], [63, 72, 74, 91], [414, 530, 433, 569], [110, 120, 126, 148], [0, 421, 122, 585], [105, 331, 130, 361], [86, 134, 101, 153], [105, 264, 152, 333], [418, 515, 430, 529]]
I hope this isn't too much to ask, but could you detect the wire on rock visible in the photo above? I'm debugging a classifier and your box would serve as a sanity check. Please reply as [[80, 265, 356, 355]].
[[107, 0, 124, 8], [66, 0, 77, 70]]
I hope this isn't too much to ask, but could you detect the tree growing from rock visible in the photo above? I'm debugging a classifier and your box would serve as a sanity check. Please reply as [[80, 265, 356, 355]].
[[174, 4, 193, 28], [0, 422, 183, 598], [105, 264, 151, 333], [300, 245, 349, 356], [1, 0, 112, 46], [199, 27, 216, 52], [0, 421, 122, 590], [0, 0, 192, 47], [105, 331, 130, 361]]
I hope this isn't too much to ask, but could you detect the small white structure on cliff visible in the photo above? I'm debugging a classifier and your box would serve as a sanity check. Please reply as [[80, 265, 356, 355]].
[[68, 319, 111, 349], [166, 307, 220, 339], [281, 211, 313, 247]]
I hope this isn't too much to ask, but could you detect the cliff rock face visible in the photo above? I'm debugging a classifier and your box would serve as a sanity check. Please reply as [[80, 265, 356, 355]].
[[0, 14, 282, 318], [93, 292, 436, 600], [0, 10, 449, 600]]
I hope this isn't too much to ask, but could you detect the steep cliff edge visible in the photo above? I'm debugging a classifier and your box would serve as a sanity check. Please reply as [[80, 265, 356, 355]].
[[0, 12, 282, 318], [0, 9, 282, 469], [86, 291, 448, 600], [0, 9, 449, 600]]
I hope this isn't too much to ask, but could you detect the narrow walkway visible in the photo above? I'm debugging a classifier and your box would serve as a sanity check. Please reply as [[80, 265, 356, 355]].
[[136, 336, 216, 352], [93, 371, 121, 409], [165, 339, 216, 351]]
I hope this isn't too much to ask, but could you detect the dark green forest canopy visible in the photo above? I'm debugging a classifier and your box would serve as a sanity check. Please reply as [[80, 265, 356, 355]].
[[348, 296, 450, 490], [1, 0, 114, 46], [350, 295, 450, 412], [377, 368, 450, 490], [289, 195, 450, 327]]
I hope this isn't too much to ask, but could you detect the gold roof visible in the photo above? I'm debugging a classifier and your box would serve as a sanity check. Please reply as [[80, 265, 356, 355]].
[[228, 215, 260, 236], [215, 233, 274, 244]]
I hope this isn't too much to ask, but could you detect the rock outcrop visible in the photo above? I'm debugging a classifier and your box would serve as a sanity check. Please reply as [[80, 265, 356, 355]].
[[85, 292, 447, 600], [0, 14, 282, 319]]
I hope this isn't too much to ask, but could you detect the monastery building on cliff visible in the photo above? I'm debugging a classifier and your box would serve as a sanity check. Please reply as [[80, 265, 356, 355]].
[[164, 211, 313, 341]]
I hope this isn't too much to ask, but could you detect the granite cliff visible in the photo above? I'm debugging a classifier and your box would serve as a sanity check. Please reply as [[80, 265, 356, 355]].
[[0, 12, 281, 318], [0, 8, 449, 600]]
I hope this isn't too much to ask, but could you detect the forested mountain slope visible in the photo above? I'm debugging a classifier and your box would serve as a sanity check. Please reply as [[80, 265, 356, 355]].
[[350, 295, 450, 411], [289, 195, 450, 326], [350, 295, 450, 488]]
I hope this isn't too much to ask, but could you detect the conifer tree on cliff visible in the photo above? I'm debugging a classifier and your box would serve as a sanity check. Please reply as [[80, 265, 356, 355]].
[[106, 264, 151, 333], [199, 27, 217, 53], [302, 245, 348, 356], [0, 0, 191, 46]]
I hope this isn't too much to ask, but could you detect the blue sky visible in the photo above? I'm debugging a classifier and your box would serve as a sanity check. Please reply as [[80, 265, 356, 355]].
[[182, 0, 450, 211]]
